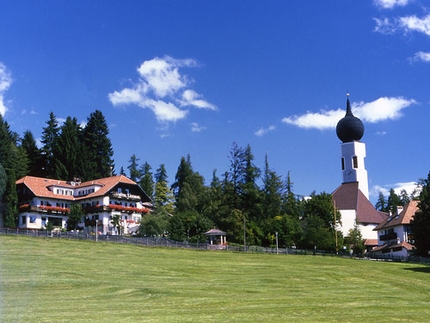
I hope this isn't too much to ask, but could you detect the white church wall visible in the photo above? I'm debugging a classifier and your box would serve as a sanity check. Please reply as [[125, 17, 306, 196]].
[[339, 209, 356, 237], [358, 223, 378, 240]]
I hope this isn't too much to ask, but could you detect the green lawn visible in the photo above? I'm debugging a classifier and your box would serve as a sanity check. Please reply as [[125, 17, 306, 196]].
[[1, 236, 430, 322]]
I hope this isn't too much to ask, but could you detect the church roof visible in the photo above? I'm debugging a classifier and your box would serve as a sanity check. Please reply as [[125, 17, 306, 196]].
[[332, 182, 388, 224], [374, 200, 418, 230], [336, 94, 364, 143]]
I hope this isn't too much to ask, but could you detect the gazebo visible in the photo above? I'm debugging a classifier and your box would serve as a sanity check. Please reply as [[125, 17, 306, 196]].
[[204, 228, 227, 249]]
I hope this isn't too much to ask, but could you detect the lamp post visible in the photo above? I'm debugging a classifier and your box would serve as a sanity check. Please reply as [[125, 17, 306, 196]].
[[275, 232, 278, 254], [95, 219, 98, 242], [243, 215, 246, 252]]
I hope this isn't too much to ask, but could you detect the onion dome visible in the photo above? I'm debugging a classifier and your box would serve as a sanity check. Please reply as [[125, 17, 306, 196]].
[[336, 94, 364, 143]]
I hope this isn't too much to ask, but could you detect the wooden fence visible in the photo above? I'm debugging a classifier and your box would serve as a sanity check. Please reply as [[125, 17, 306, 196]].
[[1, 227, 430, 264]]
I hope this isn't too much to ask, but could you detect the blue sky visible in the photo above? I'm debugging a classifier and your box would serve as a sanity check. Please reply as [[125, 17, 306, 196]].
[[0, 0, 429, 203]]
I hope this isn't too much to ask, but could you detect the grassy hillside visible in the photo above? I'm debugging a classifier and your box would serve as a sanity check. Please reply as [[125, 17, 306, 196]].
[[1, 236, 429, 322]]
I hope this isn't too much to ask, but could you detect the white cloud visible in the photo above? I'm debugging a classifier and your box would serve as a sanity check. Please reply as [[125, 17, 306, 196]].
[[411, 51, 430, 62], [354, 97, 415, 123], [282, 97, 415, 130], [149, 100, 188, 122], [400, 14, 430, 36], [375, 14, 430, 37], [373, 17, 398, 34], [108, 56, 216, 123], [190, 122, 206, 132], [0, 62, 12, 116], [282, 109, 344, 130], [373, 0, 410, 9], [255, 125, 275, 136], [370, 181, 420, 199], [181, 90, 217, 110]]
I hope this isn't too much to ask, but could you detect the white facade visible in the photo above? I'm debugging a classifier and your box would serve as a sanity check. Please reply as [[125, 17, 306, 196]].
[[16, 176, 151, 234], [340, 141, 369, 199]]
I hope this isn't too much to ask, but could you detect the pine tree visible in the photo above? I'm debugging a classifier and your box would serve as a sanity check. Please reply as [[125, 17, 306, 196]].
[[21, 130, 44, 177], [262, 154, 283, 220], [55, 117, 83, 180], [128, 154, 141, 182], [375, 191, 387, 212], [139, 162, 154, 199], [153, 164, 174, 214], [41, 112, 60, 178], [3, 168, 18, 227], [82, 110, 114, 180]]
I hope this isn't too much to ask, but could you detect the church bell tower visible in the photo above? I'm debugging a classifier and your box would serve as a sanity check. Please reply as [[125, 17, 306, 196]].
[[335, 94, 369, 199]]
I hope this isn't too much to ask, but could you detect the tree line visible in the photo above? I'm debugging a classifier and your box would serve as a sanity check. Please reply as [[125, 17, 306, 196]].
[[1, 110, 430, 255], [0, 110, 114, 227]]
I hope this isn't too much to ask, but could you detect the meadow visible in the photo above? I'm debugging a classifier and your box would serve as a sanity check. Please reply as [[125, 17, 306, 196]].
[[0, 236, 429, 323]]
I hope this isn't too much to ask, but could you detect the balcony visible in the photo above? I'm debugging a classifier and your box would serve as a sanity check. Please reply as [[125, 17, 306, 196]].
[[18, 204, 70, 214], [108, 204, 149, 214], [110, 191, 141, 201], [380, 232, 397, 241]]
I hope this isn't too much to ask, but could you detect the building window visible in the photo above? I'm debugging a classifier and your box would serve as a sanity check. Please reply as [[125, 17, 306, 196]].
[[353, 156, 358, 168], [30, 216, 36, 223], [341, 158, 345, 170], [21, 216, 26, 225]]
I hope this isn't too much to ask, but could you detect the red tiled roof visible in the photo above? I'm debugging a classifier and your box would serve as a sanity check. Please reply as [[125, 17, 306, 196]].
[[16, 175, 150, 202], [374, 200, 419, 230], [364, 239, 378, 246], [332, 182, 388, 224], [371, 241, 415, 253]]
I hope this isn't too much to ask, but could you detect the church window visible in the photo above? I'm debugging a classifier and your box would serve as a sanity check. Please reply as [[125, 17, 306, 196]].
[[353, 156, 358, 168], [341, 158, 345, 170]]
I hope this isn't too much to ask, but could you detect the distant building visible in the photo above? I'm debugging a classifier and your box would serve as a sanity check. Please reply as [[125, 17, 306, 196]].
[[332, 95, 388, 245], [16, 175, 152, 234], [370, 200, 417, 258]]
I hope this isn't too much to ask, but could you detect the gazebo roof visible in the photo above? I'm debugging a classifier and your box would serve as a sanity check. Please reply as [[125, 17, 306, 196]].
[[204, 228, 226, 236]]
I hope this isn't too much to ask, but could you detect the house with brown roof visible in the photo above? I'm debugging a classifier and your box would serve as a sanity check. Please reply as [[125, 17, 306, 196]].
[[16, 175, 152, 234], [369, 200, 418, 259]]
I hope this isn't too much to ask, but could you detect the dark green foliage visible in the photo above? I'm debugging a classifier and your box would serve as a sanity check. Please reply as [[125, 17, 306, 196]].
[[3, 169, 18, 227], [55, 117, 83, 180], [68, 204, 84, 231], [139, 162, 154, 199], [375, 191, 387, 212], [387, 188, 402, 215], [0, 164, 6, 198], [168, 210, 213, 243], [411, 172, 430, 257], [139, 213, 169, 237], [346, 222, 364, 256], [21, 130, 44, 177], [300, 192, 341, 251], [81, 110, 114, 180], [128, 154, 141, 182], [153, 164, 174, 214], [41, 112, 60, 178]]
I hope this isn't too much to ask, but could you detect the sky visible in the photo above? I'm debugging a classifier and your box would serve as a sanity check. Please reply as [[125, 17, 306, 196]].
[[0, 0, 429, 203]]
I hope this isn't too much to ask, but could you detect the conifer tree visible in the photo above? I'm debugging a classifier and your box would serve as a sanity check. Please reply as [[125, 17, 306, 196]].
[[153, 164, 174, 214], [139, 161, 154, 199], [21, 130, 44, 177], [82, 110, 114, 180], [127, 154, 141, 182], [41, 112, 60, 178], [55, 117, 83, 180]]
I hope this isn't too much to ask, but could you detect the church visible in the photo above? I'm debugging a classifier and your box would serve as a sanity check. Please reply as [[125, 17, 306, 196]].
[[332, 94, 388, 248]]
